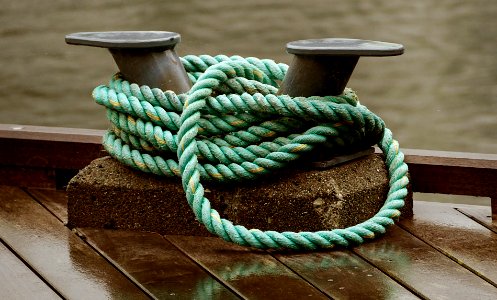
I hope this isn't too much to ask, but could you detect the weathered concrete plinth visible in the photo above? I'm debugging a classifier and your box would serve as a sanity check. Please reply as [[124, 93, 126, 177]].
[[67, 155, 412, 236]]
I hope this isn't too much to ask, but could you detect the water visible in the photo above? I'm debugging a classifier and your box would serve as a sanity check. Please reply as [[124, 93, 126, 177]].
[[1, 0, 496, 155]]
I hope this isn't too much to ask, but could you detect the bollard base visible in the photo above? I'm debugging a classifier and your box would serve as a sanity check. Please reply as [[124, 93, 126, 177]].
[[67, 155, 412, 236]]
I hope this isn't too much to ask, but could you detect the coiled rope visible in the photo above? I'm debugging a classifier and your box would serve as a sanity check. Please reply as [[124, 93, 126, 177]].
[[92, 54, 409, 250]]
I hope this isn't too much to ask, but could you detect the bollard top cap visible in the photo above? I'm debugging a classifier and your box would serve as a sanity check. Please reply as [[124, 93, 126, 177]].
[[286, 38, 404, 56], [65, 31, 181, 49]]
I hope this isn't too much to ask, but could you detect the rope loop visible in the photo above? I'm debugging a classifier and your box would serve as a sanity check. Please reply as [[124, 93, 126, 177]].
[[93, 55, 409, 250]]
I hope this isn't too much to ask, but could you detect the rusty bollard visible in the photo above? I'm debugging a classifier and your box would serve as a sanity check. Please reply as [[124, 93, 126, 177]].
[[66, 35, 412, 235], [65, 31, 191, 93]]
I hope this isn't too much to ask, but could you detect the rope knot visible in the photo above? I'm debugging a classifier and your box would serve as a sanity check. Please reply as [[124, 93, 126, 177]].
[[92, 54, 409, 250]]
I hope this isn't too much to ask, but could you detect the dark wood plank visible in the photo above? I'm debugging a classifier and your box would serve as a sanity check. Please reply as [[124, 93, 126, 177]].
[[493, 197, 497, 221], [167, 235, 328, 300], [403, 149, 497, 169], [79, 229, 238, 299], [0, 166, 56, 189], [401, 148, 497, 199], [0, 186, 149, 300], [400, 201, 497, 286], [0, 124, 104, 142], [354, 225, 497, 299], [457, 205, 497, 234], [0, 242, 61, 300], [30, 188, 417, 298], [0, 125, 104, 188], [0, 124, 104, 170], [3, 123, 497, 200], [0, 137, 104, 169], [275, 250, 419, 299], [27, 188, 68, 224]]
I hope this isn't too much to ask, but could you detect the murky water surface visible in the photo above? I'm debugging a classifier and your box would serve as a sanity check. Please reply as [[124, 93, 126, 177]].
[[1, 0, 496, 155]]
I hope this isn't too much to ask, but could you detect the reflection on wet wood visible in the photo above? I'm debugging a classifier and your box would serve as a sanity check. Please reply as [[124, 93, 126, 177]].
[[457, 205, 497, 234], [28, 188, 68, 224], [80, 229, 238, 299], [168, 235, 328, 300], [400, 201, 497, 285], [354, 225, 497, 299], [4, 183, 497, 299], [275, 250, 419, 299], [0, 242, 61, 300], [0, 186, 148, 300]]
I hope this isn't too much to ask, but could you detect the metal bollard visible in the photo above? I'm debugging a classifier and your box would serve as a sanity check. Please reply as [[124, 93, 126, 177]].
[[277, 38, 404, 166], [279, 38, 404, 97], [65, 31, 191, 93]]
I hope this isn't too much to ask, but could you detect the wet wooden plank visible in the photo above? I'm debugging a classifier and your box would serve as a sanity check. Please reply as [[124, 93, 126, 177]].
[[0, 242, 61, 300], [0, 186, 149, 300], [79, 229, 238, 299], [457, 205, 497, 234], [28, 188, 416, 298], [354, 225, 497, 299], [27, 188, 68, 224], [275, 250, 419, 299], [167, 235, 328, 300], [401, 202, 497, 285]]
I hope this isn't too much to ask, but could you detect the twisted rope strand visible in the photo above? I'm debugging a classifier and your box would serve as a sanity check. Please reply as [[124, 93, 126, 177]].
[[93, 55, 409, 250]]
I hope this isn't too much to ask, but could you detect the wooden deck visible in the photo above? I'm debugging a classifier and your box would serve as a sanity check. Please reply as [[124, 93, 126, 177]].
[[0, 186, 496, 299], [1, 124, 497, 299]]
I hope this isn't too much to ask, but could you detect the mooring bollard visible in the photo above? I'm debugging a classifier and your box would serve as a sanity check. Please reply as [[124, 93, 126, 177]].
[[278, 38, 404, 166], [66, 32, 412, 242], [65, 31, 191, 93], [279, 38, 404, 97]]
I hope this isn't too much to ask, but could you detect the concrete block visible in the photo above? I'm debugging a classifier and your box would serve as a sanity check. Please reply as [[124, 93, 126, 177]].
[[67, 155, 412, 236]]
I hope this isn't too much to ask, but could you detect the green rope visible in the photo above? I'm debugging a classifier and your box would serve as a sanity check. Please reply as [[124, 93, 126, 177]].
[[92, 55, 409, 250]]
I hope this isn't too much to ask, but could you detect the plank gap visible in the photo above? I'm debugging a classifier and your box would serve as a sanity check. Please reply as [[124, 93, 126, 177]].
[[353, 224, 497, 299], [456, 207, 497, 234], [352, 245, 429, 300], [0, 186, 149, 299], [272, 248, 421, 300], [73, 228, 159, 300], [166, 235, 327, 300], [267, 252, 335, 299], [0, 238, 63, 300], [79, 229, 238, 299], [349, 248, 425, 300], [160, 234, 243, 299], [397, 221, 497, 289], [398, 202, 497, 289], [163, 235, 247, 300], [23, 188, 68, 225]]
